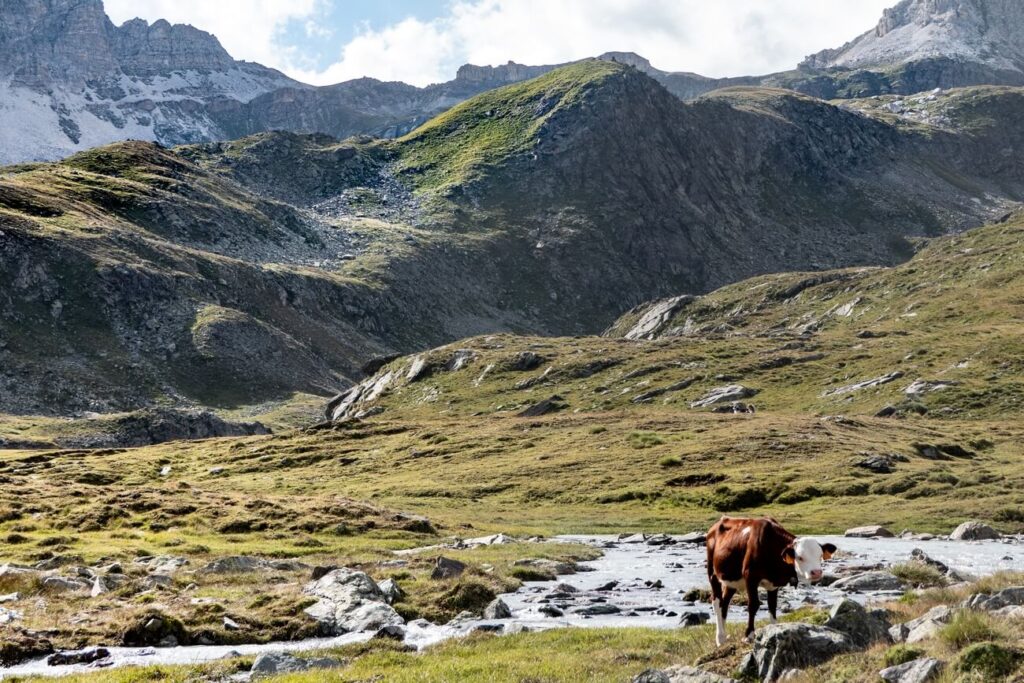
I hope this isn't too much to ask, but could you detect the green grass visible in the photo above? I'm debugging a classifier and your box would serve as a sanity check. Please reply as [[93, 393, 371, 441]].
[[938, 610, 1005, 649], [396, 59, 625, 192]]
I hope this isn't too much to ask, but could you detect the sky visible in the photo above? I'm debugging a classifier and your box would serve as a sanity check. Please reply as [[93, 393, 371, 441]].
[[102, 0, 897, 87]]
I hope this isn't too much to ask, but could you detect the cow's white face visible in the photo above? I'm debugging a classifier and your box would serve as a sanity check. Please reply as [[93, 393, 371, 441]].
[[783, 538, 836, 583]]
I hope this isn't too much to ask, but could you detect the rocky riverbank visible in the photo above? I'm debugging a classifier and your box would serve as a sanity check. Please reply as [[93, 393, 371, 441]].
[[3, 530, 1021, 679]]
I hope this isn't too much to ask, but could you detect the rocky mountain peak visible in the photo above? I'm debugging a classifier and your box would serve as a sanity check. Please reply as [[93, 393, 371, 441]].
[[454, 60, 551, 85], [802, 0, 1024, 72], [597, 51, 654, 72], [111, 15, 235, 76]]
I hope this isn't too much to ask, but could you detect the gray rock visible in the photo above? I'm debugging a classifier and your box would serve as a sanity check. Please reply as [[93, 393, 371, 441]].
[[844, 525, 894, 538], [539, 605, 564, 617], [831, 570, 905, 592], [134, 555, 188, 574], [879, 657, 943, 683], [950, 521, 1000, 540], [302, 568, 404, 635], [372, 624, 406, 640], [855, 455, 897, 473], [41, 576, 89, 593], [690, 385, 758, 408], [963, 586, 1024, 611], [484, 598, 512, 619], [677, 531, 707, 544], [430, 557, 466, 580], [824, 598, 891, 647], [890, 605, 954, 643], [679, 611, 710, 627], [633, 666, 737, 683], [378, 578, 404, 604], [251, 652, 343, 677], [747, 623, 854, 682], [199, 556, 308, 574], [47, 647, 110, 666], [822, 371, 904, 397], [574, 604, 621, 616]]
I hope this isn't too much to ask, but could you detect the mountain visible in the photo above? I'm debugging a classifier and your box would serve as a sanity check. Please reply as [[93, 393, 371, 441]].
[[7, 0, 1024, 166], [803, 0, 1024, 75], [3, 60, 1023, 418]]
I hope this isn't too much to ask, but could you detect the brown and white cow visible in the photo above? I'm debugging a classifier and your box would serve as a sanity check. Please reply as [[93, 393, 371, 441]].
[[705, 516, 836, 646]]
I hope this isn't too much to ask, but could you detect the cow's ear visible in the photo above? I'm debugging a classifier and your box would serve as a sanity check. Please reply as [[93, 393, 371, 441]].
[[821, 543, 837, 560], [782, 547, 795, 565]]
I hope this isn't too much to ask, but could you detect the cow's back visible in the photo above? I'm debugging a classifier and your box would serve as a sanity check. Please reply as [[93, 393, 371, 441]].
[[706, 516, 793, 582]]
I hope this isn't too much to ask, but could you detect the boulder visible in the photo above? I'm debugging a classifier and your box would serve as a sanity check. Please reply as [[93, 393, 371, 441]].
[[574, 604, 621, 616], [679, 611, 710, 627], [47, 647, 110, 666], [831, 571, 906, 592], [430, 557, 466, 580], [879, 657, 943, 683], [372, 624, 406, 640], [251, 652, 343, 677], [950, 521, 1000, 541], [824, 599, 891, 647], [377, 578, 404, 604], [302, 568, 404, 635], [890, 605, 954, 643], [633, 666, 737, 683], [539, 605, 564, 617], [963, 586, 1024, 611], [844, 525, 894, 538], [855, 455, 897, 473], [677, 531, 707, 544], [745, 623, 853, 682], [690, 385, 757, 409], [483, 598, 512, 619], [41, 576, 89, 593]]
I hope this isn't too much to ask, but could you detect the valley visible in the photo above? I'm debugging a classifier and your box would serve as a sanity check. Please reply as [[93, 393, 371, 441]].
[[2, 0, 1024, 681]]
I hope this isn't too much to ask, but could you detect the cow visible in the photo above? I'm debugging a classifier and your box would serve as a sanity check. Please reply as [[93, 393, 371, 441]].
[[705, 516, 836, 646]]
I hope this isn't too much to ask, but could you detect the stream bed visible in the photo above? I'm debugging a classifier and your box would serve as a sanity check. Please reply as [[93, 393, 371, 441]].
[[3, 534, 1021, 678]]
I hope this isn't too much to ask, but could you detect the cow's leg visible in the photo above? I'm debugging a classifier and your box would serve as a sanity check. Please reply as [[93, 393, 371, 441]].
[[766, 589, 779, 624], [743, 577, 760, 642], [709, 573, 728, 647], [718, 585, 736, 646]]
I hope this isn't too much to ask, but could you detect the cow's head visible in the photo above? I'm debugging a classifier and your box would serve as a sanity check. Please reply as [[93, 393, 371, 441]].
[[782, 538, 836, 583]]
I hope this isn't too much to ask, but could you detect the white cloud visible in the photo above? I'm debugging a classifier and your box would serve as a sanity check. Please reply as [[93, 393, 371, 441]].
[[102, 0, 896, 87], [298, 0, 896, 86]]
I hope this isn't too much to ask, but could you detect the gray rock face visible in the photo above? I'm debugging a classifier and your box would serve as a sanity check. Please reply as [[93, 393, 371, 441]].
[[950, 521, 1001, 540], [831, 571, 906, 592], [803, 0, 1024, 74], [746, 623, 854, 682], [302, 568, 404, 635], [824, 599, 891, 647], [879, 657, 943, 683]]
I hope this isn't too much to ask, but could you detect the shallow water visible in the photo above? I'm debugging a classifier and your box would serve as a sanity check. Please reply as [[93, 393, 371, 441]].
[[3, 534, 1021, 678]]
